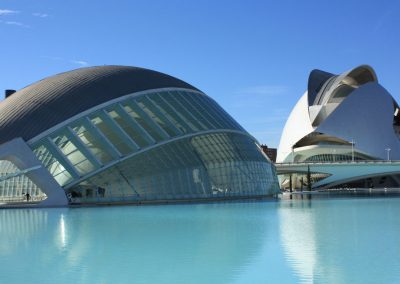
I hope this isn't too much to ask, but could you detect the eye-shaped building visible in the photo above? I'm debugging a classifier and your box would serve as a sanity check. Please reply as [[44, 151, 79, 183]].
[[0, 66, 279, 206]]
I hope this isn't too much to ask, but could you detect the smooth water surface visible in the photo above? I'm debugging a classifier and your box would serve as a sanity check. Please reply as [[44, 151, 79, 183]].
[[1, 197, 400, 283]]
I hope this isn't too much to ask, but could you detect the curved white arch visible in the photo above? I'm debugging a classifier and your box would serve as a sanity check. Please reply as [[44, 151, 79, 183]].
[[278, 65, 399, 164], [316, 83, 400, 160], [277, 92, 314, 162], [0, 138, 68, 206]]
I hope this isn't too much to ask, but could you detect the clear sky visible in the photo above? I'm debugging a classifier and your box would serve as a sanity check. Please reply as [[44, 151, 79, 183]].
[[0, 0, 399, 147]]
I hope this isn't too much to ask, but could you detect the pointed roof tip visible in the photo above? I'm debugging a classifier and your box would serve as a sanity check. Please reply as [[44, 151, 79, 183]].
[[308, 65, 377, 89], [307, 65, 378, 106], [307, 69, 335, 106], [343, 64, 378, 84]]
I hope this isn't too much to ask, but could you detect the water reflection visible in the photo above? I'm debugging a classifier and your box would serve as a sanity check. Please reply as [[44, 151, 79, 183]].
[[2, 199, 400, 283], [0, 203, 269, 284], [279, 196, 400, 283], [0, 209, 48, 254], [279, 198, 316, 283], [59, 214, 67, 249]]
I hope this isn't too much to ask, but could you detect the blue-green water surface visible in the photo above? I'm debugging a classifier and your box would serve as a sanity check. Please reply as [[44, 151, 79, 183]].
[[1, 196, 400, 284]]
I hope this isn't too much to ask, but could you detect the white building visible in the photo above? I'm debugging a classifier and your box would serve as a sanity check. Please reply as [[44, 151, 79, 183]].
[[277, 65, 400, 189]]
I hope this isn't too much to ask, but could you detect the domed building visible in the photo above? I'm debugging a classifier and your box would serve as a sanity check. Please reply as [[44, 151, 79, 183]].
[[0, 66, 279, 206], [277, 65, 400, 189]]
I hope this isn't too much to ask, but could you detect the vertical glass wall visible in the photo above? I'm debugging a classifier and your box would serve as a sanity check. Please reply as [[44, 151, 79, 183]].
[[0, 160, 47, 203], [304, 153, 368, 162], [66, 133, 279, 204], [191, 133, 277, 196], [29, 88, 279, 204]]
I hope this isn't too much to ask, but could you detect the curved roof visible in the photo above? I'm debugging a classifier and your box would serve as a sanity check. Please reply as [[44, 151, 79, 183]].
[[311, 65, 377, 106], [278, 64, 400, 162], [0, 65, 199, 144], [343, 65, 377, 85], [307, 69, 334, 106]]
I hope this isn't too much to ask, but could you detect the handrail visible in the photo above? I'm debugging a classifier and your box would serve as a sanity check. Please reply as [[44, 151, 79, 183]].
[[0, 195, 47, 203], [275, 160, 400, 166]]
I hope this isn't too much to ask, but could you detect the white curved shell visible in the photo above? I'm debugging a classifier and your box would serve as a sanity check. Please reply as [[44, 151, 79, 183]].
[[277, 65, 400, 163], [316, 83, 400, 160], [277, 92, 314, 162]]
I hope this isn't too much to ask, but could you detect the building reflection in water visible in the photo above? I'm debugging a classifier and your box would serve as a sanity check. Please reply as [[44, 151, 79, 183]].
[[279, 196, 317, 284], [279, 196, 400, 284], [0, 203, 269, 284], [3, 198, 399, 283], [59, 214, 67, 249], [0, 209, 48, 254]]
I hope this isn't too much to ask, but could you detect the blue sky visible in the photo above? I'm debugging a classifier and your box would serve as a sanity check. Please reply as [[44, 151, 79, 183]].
[[0, 0, 399, 147]]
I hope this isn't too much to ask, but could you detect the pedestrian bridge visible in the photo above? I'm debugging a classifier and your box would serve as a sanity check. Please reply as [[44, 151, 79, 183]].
[[275, 160, 400, 189]]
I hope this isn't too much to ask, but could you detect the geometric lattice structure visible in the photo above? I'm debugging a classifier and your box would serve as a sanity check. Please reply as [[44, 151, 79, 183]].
[[0, 160, 46, 203], [0, 66, 279, 206]]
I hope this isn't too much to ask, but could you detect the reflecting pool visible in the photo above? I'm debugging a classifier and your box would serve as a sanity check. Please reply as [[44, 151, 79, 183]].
[[1, 196, 400, 283]]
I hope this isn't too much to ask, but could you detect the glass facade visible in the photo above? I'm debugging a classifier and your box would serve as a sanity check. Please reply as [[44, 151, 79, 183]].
[[67, 133, 278, 203], [0, 160, 47, 203], [28, 89, 279, 204], [304, 153, 369, 162]]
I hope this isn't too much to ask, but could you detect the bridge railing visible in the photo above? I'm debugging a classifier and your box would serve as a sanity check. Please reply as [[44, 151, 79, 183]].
[[275, 160, 400, 166], [0, 195, 47, 203]]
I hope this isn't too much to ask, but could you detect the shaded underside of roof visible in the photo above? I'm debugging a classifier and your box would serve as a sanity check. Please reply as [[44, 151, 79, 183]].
[[307, 69, 335, 106], [0, 65, 199, 144], [308, 65, 377, 107]]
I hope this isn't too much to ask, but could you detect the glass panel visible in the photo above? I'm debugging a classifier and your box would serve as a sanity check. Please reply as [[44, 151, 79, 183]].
[[134, 97, 175, 138], [135, 96, 179, 137], [52, 133, 96, 175], [122, 102, 164, 142], [0, 160, 47, 203], [106, 109, 149, 148], [182, 91, 224, 129], [174, 91, 216, 129], [204, 95, 245, 131], [72, 123, 114, 164], [66, 132, 279, 204], [33, 143, 58, 167], [163, 92, 205, 131], [149, 93, 193, 133], [90, 114, 132, 155], [33, 143, 74, 186], [191, 133, 275, 195]]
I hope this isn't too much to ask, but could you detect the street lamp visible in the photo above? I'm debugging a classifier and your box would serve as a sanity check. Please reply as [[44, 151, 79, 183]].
[[385, 148, 391, 161], [291, 147, 295, 163], [351, 139, 355, 162]]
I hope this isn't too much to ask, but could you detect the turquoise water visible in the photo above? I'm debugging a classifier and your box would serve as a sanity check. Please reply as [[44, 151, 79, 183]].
[[1, 197, 400, 284]]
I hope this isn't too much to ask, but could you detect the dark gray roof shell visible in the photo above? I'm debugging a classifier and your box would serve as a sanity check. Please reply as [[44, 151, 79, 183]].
[[0, 65, 199, 144], [307, 69, 335, 106]]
